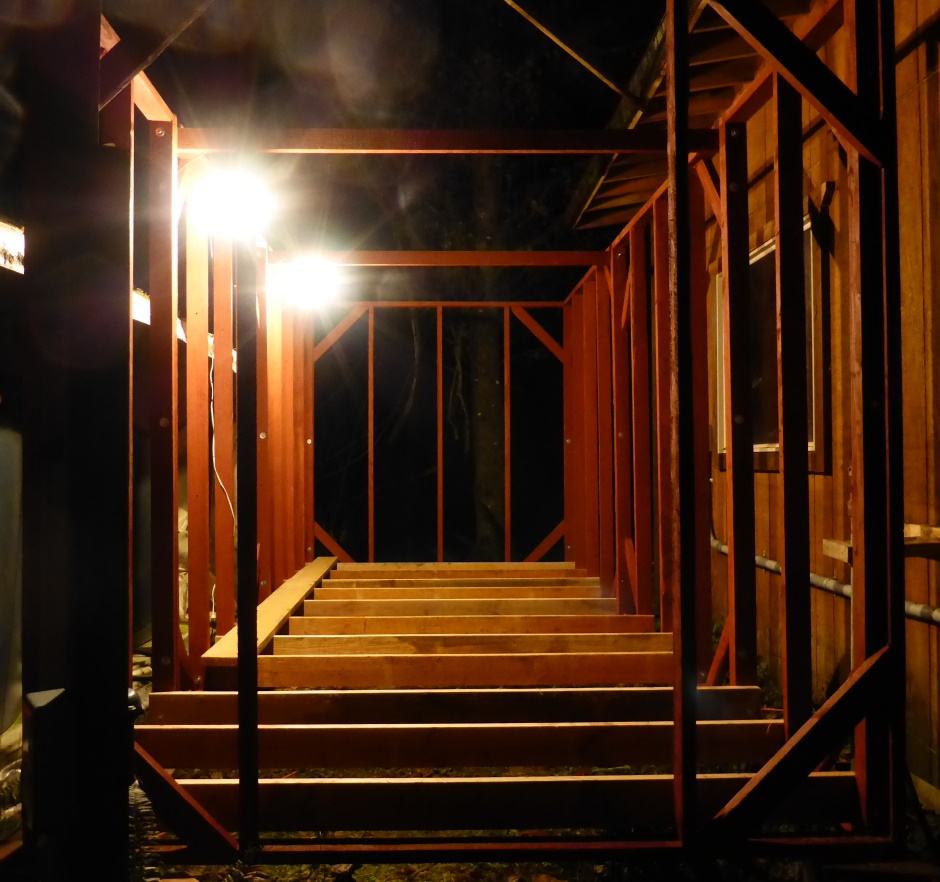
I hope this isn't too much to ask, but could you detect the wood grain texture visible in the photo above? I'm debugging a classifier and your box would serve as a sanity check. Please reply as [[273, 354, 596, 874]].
[[257, 650, 674, 688], [204, 558, 336, 664], [137, 718, 782, 770], [148, 685, 765, 725], [288, 614, 655, 635], [272, 632, 673, 656], [302, 597, 618, 617]]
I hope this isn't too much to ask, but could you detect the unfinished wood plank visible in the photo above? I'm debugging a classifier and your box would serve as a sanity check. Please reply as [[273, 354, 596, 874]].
[[315, 585, 602, 600], [181, 772, 858, 832], [302, 597, 618, 617], [257, 651, 674, 688], [203, 557, 336, 665], [321, 576, 600, 588], [136, 718, 782, 770], [288, 614, 655, 635], [333, 561, 579, 574], [272, 632, 673, 656], [148, 685, 765, 725]]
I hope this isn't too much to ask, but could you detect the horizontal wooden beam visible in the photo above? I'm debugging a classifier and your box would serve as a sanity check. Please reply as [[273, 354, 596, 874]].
[[177, 127, 720, 155], [147, 685, 765, 725], [272, 632, 673, 656], [257, 650, 674, 688], [137, 719, 782, 770], [269, 250, 608, 267], [288, 614, 655, 635], [181, 772, 857, 831], [321, 575, 600, 588], [313, 584, 602, 599], [330, 564, 583, 579], [707, 0, 882, 164], [335, 560, 575, 571], [302, 597, 618, 616]]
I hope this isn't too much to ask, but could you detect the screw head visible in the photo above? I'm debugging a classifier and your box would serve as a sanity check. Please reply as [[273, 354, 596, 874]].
[[260, 580, 267, 587], [306, 438, 312, 445], [566, 438, 572, 444], [155, 127, 165, 137], [260, 432, 267, 439]]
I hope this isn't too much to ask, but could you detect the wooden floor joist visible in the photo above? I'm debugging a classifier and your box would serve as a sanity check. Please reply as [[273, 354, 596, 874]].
[[302, 597, 619, 617], [180, 772, 859, 832], [257, 650, 674, 688], [135, 718, 784, 770], [147, 686, 765, 725], [272, 631, 673, 655], [288, 613, 656, 635]]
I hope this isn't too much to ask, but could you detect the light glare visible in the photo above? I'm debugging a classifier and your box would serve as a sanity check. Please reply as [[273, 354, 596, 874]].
[[269, 258, 343, 309], [188, 167, 275, 239]]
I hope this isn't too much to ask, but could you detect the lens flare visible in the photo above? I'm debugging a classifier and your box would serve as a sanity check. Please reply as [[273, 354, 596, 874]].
[[188, 167, 276, 239], [268, 257, 343, 309]]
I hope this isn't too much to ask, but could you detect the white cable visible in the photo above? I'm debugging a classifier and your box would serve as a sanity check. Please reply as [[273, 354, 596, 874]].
[[209, 347, 237, 620]]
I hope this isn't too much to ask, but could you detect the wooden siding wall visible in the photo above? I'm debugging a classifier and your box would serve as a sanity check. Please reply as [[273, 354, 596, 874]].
[[707, 1, 940, 789]]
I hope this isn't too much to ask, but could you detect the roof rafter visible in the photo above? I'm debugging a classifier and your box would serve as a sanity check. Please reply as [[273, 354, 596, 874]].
[[177, 127, 719, 156]]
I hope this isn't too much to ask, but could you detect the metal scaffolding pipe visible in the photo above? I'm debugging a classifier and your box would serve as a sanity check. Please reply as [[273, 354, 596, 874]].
[[709, 533, 940, 627]]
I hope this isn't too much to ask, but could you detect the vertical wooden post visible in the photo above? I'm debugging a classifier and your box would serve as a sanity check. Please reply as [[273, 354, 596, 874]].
[[294, 309, 306, 569], [185, 207, 211, 665], [504, 306, 512, 561], [234, 242, 260, 853], [267, 280, 285, 589], [255, 250, 272, 599], [845, 0, 905, 837], [303, 314, 315, 562], [652, 197, 675, 634], [609, 246, 637, 612], [581, 276, 601, 576], [212, 237, 236, 636], [667, 0, 698, 843], [595, 267, 617, 592], [773, 74, 812, 735], [569, 293, 588, 566], [563, 301, 576, 562], [368, 306, 376, 562], [20, 6, 132, 871], [629, 223, 654, 617], [437, 307, 445, 562], [719, 120, 758, 685], [281, 304, 296, 574], [149, 119, 180, 691], [689, 173, 714, 683]]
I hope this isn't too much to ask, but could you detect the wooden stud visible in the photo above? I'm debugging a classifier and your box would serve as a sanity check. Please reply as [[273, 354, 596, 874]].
[[212, 237, 236, 636], [609, 247, 636, 613], [719, 121, 757, 686], [629, 222, 653, 617], [595, 268, 617, 592], [773, 74, 812, 736], [652, 196, 676, 635], [368, 307, 375, 562], [185, 202, 211, 664], [437, 307, 445, 562], [667, 0, 697, 843], [581, 277, 601, 577], [504, 306, 512, 561], [256, 249, 273, 600], [149, 119, 180, 691], [303, 313, 315, 562]]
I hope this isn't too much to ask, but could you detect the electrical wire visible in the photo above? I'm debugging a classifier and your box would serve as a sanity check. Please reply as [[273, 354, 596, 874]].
[[209, 345, 237, 620]]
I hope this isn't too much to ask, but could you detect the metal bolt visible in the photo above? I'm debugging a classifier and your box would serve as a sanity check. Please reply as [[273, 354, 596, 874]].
[[566, 438, 572, 444], [260, 432, 267, 439], [566, 545, 572, 551], [306, 547, 313, 554], [260, 580, 268, 587], [155, 127, 165, 137], [306, 438, 312, 445], [617, 432, 624, 439], [159, 417, 170, 428]]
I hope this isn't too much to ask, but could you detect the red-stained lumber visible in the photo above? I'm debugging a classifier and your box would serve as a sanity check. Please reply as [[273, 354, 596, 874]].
[[212, 237, 235, 636], [595, 268, 616, 592], [313, 305, 368, 362], [581, 277, 601, 577], [255, 249, 273, 600], [524, 521, 566, 563], [504, 306, 512, 561], [511, 306, 564, 361]]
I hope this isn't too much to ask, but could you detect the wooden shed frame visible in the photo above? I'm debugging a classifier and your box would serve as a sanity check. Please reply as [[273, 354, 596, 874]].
[[6, 0, 908, 874]]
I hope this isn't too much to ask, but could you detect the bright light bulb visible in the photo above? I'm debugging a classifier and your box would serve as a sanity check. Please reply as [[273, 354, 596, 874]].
[[269, 257, 343, 309], [188, 167, 275, 239]]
